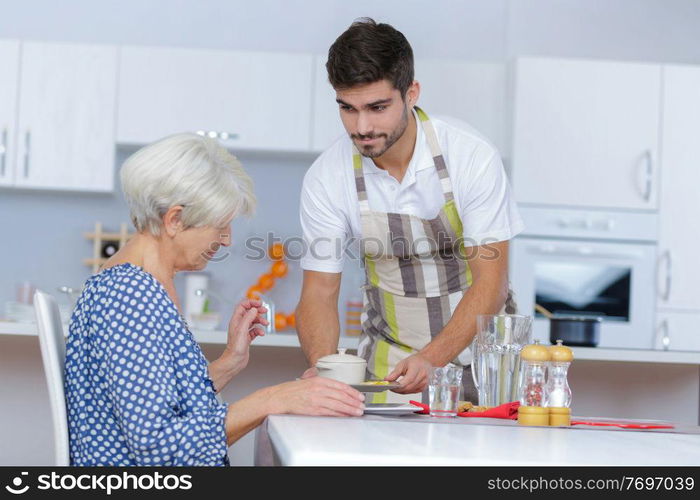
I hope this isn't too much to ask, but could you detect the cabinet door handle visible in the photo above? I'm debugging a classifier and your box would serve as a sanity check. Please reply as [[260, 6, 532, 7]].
[[196, 130, 240, 141], [23, 131, 31, 178], [0, 127, 7, 177], [657, 250, 672, 302], [641, 149, 653, 202], [655, 319, 670, 351]]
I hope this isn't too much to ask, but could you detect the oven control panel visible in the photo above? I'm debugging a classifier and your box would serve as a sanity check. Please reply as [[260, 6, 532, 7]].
[[518, 205, 658, 242]]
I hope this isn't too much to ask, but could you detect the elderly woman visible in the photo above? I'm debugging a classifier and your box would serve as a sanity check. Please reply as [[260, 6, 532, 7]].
[[64, 133, 365, 466]]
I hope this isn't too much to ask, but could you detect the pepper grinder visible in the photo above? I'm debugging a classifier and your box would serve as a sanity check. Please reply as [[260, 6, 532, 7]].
[[546, 339, 574, 426], [517, 340, 551, 426]]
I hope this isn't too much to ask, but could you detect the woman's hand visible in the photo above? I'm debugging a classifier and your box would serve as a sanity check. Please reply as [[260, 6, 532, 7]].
[[223, 377, 364, 445], [267, 377, 365, 417], [222, 299, 269, 376]]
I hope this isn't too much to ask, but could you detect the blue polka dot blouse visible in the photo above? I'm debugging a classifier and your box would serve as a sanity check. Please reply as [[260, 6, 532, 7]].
[[64, 263, 229, 466]]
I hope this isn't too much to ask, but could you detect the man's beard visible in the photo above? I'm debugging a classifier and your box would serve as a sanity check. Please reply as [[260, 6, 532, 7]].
[[352, 106, 410, 159]]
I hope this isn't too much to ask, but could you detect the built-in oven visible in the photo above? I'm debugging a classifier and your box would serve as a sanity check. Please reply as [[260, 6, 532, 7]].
[[510, 206, 658, 349]]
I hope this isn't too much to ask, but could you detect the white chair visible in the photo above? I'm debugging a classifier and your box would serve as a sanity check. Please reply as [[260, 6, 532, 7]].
[[33, 290, 70, 466]]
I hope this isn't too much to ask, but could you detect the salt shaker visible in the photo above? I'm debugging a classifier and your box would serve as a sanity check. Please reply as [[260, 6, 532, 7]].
[[517, 340, 551, 426], [546, 339, 574, 426]]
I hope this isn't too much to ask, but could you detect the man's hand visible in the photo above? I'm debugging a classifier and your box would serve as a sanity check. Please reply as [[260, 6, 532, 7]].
[[384, 353, 433, 394]]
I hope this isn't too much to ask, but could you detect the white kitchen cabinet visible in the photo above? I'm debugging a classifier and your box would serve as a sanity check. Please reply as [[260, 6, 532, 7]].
[[512, 58, 662, 210], [415, 60, 507, 155], [13, 42, 118, 192], [117, 46, 313, 152], [655, 310, 700, 352], [310, 56, 508, 153], [657, 65, 700, 311], [311, 56, 344, 151], [0, 40, 20, 187]]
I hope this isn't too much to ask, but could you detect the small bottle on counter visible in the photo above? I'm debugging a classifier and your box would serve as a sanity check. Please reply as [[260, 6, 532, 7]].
[[344, 298, 363, 336], [344, 268, 364, 337], [546, 340, 574, 426], [517, 340, 551, 426]]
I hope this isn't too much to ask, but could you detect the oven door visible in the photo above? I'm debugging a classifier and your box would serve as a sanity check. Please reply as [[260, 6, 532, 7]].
[[510, 237, 656, 348]]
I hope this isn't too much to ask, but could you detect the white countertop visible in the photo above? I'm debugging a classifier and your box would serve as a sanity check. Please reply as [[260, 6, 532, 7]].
[[0, 321, 359, 350], [192, 328, 360, 350], [2, 320, 699, 363], [263, 414, 700, 466]]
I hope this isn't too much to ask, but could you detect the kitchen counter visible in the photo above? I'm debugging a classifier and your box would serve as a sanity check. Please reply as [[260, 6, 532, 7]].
[[0, 320, 360, 350], [259, 413, 700, 466], [1, 320, 697, 364]]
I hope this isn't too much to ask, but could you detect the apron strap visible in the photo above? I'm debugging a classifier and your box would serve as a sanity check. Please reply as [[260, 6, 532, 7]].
[[414, 107, 455, 203], [353, 150, 371, 213]]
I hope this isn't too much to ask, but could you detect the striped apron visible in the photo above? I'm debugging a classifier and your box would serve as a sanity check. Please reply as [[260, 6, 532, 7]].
[[355, 107, 516, 403]]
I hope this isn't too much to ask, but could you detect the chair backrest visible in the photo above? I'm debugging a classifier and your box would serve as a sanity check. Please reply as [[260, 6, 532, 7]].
[[33, 290, 70, 466]]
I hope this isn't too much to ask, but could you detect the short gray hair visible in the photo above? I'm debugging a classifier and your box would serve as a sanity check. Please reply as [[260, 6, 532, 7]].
[[120, 133, 256, 236]]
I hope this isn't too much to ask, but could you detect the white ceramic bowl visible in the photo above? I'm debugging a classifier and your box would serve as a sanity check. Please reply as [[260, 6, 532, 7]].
[[316, 348, 367, 384]]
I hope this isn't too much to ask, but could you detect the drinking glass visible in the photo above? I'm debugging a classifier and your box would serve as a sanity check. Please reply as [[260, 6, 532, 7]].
[[428, 365, 463, 417]]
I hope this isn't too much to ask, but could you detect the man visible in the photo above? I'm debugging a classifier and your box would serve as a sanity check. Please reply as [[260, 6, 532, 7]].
[[295, 18, 524, 403]]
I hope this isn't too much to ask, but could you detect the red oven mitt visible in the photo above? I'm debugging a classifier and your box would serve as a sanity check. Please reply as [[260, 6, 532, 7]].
[[410, 400, 520, 420]]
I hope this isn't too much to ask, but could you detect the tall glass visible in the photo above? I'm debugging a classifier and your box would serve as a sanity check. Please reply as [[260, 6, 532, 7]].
[[471, 314, 533, 407], [428, 365, 463, 417]]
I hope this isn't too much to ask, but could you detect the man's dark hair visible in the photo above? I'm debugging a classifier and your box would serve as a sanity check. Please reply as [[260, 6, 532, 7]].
[[326, 18, 414, 97]]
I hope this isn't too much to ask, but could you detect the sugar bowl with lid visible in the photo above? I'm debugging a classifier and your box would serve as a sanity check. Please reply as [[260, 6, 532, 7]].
[[315, 348, 367, 384]]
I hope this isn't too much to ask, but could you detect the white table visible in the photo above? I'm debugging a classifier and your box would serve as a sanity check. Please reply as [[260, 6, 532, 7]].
[[259, 414, 700, 466]]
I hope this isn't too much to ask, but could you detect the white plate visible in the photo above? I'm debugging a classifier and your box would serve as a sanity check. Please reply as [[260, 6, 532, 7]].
[[350, 382, 401, 393], [363, 403, 421, 416]]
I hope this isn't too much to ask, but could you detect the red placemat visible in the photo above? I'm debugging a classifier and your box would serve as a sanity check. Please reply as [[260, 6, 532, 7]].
[[410, 400, 520, 419]]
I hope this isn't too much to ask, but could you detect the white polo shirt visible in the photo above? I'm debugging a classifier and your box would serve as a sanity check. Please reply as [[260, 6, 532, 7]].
[[300, 109, 525, 273]]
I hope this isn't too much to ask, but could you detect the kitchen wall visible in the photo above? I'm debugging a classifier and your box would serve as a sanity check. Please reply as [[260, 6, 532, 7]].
[[1, 0, 700, 63], [2, 0, 700, 466], [2, 0, 700, 309], [0, 149, 334, 317]]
